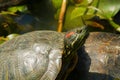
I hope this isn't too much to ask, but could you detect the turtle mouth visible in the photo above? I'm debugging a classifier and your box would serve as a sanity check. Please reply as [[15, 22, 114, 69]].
[[76, 26, 89, 46]]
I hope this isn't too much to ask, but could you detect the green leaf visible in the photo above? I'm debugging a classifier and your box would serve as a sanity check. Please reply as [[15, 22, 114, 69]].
[[99, 0, 120, 18], [51, 0, 63, 9], [0, 37, 7, 44], [8, 5, 28, 13], [91, 0, 120, 19], [71, 6, 86, 20]]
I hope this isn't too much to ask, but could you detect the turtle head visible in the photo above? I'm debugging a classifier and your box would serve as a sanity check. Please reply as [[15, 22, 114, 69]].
[[64, 26, 89, 56]]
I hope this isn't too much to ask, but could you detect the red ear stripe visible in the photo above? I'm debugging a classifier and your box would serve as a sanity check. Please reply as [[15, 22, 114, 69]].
[[65, 32, 75, 38]]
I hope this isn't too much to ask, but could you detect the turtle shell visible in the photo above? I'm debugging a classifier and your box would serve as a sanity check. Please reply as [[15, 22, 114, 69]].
[[0, 26, 89, 80], [0, 31, 64, 80]]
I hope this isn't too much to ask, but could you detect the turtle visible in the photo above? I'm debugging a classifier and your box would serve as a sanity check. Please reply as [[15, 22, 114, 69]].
[[0, 26, 89, 80], [66, 32, 120, 80]]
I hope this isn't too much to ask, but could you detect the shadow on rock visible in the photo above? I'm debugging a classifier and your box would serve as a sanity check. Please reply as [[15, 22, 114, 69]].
[[88, 72, 115, 80], [66, 46, 91, 80], [66, 46, 120, 80]]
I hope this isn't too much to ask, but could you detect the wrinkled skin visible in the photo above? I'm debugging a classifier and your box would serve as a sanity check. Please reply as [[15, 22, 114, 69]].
[[67, 32, 120, 80]]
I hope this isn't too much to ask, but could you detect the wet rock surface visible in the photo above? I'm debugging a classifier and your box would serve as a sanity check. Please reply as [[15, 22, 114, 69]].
[[67, 32, 120, 80]]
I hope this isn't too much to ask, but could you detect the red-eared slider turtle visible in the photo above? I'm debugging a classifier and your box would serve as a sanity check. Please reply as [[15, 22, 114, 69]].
[[66, 32, 120, 80], [0, 26, 89, 80]]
